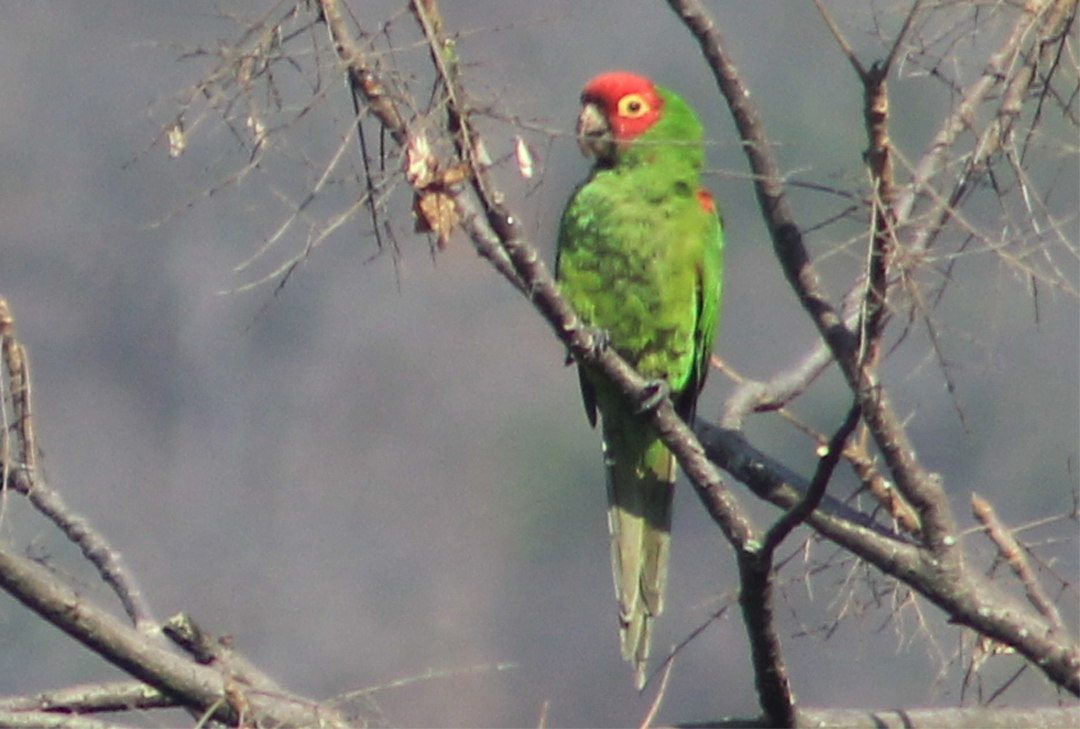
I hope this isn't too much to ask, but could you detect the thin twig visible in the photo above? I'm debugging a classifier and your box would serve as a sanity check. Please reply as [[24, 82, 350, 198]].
[[971, 493, 1065, 633], [734, 401, 862, 726], [0, 298, 157, 631], [667, 0, 962, 566], [764, 400, 863, 554], [0, 680, 173, 714], [637, 654, 674, 729], [0, 544, 343, 727]]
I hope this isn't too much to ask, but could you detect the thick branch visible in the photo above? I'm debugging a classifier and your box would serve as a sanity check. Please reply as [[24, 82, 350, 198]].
[[318, 0, 406, 147], [163, 612, 289, 695], [455, 195, 759, 554], [732, 403, 862, 727], [0, 545, 344, 727], [666, 0, 961, 564], [664, 0, 855, 361], [318, 0, 1079, 697], [1, 297, 156, 630], [695, 421, 1080, 695], [0, 680, 173, 714], [737, 549, 795, 728]]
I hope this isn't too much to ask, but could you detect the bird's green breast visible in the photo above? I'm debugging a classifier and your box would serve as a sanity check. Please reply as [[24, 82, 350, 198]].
[[558, 164, 711, 393]]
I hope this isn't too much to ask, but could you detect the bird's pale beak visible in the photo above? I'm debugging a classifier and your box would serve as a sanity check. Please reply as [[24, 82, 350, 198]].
[[576, 101, 613, 159]]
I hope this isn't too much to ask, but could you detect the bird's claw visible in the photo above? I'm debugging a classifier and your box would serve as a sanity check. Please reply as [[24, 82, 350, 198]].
[[566, 326, 611, 365], [636, 378, 671, 414], [583, 326, 610, 356]]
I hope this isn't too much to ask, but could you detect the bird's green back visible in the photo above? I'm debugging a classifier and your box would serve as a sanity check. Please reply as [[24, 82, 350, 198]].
[[556, 80, 723, 689], [557, 86, 723, 416]]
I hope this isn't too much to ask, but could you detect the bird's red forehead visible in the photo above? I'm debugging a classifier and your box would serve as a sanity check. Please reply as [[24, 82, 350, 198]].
[[581, 72, 657, 105], [581, 72, 663, 141]]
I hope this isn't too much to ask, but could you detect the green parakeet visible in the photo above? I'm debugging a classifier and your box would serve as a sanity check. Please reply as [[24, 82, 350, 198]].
[[556, 72, 723, 689]]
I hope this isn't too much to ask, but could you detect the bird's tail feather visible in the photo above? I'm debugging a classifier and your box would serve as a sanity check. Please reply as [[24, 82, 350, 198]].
[[603, 427, 676, 690]]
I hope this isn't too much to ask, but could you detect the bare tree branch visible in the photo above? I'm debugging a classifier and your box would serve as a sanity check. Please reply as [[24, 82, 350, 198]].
[[972, 493, 1066, 633], [896, 0, 1077, 244], [665, 0, 1077, 695], [684, 705, 1080, 727], [0, 541, 347, 727], [0, 711, 135, 729], [1, 298, 157, 631], [1, 2, 1074, 724], [0, 680, 173, 715], [162, 612, 291, 696], [764, 401, 863, 554], [668, 0, 965, 565]]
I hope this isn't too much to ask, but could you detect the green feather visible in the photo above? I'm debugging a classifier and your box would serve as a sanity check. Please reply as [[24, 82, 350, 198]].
[[557, 82, 724, 688]]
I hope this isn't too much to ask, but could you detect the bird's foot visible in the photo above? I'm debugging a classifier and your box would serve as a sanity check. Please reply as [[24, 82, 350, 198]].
[[565, 326, 610, 365], [636, 378, 671, 414], [583, 326, 610, 356]]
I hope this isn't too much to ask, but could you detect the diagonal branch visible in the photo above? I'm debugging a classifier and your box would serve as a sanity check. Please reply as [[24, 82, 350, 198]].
[[734, 401, 863, 726], [666, 0, 962, 562], [316, 0, 764, 555], [0, 543, 345, 727], [695, 420, 1080, 695], [669, 0, 1079, 695], [663, 0, 856, 360], [0, 680, 174, 715], [972, 494, 1066, 633], [896, 0, 1076, 252], [1, 298, 157, 632], [1, 298, 345, 726], [763, 400, 863, 554]]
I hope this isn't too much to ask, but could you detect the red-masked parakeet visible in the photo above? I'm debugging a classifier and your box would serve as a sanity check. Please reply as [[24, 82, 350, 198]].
[[556, 72, 723, 689]]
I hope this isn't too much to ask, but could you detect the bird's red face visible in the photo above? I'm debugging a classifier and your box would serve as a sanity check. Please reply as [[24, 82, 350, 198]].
[[577, 72, 663, 160]]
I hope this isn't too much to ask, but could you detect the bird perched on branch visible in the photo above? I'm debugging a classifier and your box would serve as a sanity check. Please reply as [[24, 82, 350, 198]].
[[556, 72, 723, 689]]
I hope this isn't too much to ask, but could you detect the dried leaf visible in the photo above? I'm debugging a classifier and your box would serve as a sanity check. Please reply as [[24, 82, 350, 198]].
[[247, 114, 265, 147], [405, 131, 437, 188], [514, 136, 534, 179], [472, 136, 492, 166], [413, 188, 458, 249], [440, 163, 469, 186], [167, 119, 186, 159], [406, 134, 468, 249]]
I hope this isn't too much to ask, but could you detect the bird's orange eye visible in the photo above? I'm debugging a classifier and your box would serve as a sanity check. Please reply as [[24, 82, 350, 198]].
[[617, 93, 650, 118]]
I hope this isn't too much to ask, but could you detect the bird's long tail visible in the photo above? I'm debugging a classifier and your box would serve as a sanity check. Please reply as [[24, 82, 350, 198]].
[[602, 419, 676, 690]]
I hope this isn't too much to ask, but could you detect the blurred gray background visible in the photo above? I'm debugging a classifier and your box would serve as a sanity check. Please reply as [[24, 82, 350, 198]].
[[0, 1, 1076, 726]]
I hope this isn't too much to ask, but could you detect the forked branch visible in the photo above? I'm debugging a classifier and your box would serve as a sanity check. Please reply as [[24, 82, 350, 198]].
[[666, 0, 1078, 696]]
